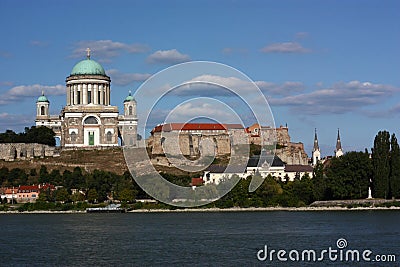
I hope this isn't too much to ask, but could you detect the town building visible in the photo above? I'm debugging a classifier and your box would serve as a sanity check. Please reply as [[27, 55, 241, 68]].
[[203, 154, 314, 185], [35, 49, 138, 148]]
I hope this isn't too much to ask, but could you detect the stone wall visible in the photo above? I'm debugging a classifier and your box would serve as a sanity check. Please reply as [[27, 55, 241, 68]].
[[276, 143, 308, 165], [147, 125, 309, 165], [148, 132, 232, 157], [0, 143, 57, 161]]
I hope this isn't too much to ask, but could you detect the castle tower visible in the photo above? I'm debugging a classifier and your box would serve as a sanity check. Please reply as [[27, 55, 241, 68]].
[[118, 91, 138, 146], [36, 91, 50, 120], [312, 128, 321, 166], [335, 128, 343, 157]]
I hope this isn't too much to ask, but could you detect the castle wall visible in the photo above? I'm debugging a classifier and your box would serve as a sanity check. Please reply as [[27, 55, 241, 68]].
[[0, 143, 56, 161]]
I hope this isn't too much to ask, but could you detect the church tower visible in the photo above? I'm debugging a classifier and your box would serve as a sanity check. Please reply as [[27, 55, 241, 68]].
[[335, 128, 343, 157], [36, 91, 50, 120], [312, 128, 321, 166], [118, 91, 138, 146]]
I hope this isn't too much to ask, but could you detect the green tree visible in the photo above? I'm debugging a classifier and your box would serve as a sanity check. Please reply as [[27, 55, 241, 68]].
[[312, 161, 327, 200], [372, 131, 391, 198], [326, 151, 372, 199], [39, 165, 49, 184], [87, 188, 98, 203], [118, 188, 135, 203], [54, 188, 70, 203], [390, 134, 400, 198]]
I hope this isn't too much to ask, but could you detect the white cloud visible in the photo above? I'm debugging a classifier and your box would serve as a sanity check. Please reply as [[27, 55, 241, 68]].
[[166, 102, 237, 123], [147, 49, 190, 64], [261, 42, 310, 53], [222, 47, 248, 54], [30, 40, 48, 47], [0, 84, 64, 105], [143, 74, 305, 98], [295, 32, 309, 40], [0, 50, 12, 58], [0, 113, 34, 131], [269, 81, 400, 115], [107, 69, 151, 86], [70, 40, 149, 61]]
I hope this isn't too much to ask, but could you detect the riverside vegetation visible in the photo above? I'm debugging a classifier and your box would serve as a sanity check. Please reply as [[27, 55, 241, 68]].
[[0, 130, 400, 211]]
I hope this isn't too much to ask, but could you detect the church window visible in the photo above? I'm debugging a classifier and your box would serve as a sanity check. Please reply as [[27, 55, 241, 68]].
[[161, 137, 165, 145], [88, 91, 92, 104], [106, 131, 112, 142], [40, 106, 45, 116], [98, 91, 101, 104], [70, 132, 77, 143], [129, 106, 133, 116], [84, 116, 98, 124]]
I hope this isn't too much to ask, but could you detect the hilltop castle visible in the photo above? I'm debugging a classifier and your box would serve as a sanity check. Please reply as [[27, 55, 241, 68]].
[[35, 49, 138, 148]]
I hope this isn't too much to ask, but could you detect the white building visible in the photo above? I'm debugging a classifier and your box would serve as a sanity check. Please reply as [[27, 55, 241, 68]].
[[35, 49, 138, 147]]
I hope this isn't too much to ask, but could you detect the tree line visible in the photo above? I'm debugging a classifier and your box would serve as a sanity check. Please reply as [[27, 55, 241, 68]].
[[1, 130, 399, 209], [0, 126, 56, 146]]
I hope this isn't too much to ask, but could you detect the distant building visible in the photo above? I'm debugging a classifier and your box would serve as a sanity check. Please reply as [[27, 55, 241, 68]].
[[203, 154, 314, 185], [312, 128, 321, 166], [35, 48, 138, 148], [335, 128, 343, 157]]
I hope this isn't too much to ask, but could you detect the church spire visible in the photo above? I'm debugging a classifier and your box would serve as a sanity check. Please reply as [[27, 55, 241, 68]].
[[335, 128, 343, 157], [312, 128, 321, 166], [313, 128, 319, 151]]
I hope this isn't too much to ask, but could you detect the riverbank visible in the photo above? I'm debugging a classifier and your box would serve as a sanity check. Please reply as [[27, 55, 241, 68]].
[[1, 205, 400, 214]]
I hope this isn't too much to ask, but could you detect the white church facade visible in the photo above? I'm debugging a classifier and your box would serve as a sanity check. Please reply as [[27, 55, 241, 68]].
[[35, 49, 138, 148]]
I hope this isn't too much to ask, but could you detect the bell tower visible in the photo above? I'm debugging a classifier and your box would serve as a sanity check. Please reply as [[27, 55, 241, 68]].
[[36, 91, 50, 121], [312, 128, 321, 166], [335, 128, 343, 157], [119, 91, 138, 146]]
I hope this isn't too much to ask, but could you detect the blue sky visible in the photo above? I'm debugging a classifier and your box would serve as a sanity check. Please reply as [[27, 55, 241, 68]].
[[0, 0, 399, 157]]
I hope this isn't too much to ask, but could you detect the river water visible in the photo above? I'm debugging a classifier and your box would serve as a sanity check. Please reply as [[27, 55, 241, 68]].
[[0, 211, 399, 266]]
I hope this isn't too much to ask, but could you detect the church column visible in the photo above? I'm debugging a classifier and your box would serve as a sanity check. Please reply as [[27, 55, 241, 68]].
[[107, 85, 111, 105], [83, 84, 88, 105], [67, 85, 71, 106], [73, 84, 78, 105], [104, 85, 108, 106], [99, 84, 104, 105], [93, 84, 98, 104]]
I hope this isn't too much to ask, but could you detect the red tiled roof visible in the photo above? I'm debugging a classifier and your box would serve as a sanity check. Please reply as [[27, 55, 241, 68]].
[[191, 178, 204, 186], [18, 185, 39, 193], [151, 123, 244, 134]]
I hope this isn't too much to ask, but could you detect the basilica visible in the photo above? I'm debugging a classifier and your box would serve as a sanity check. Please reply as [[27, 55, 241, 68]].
[[35, 49, 138, 147]]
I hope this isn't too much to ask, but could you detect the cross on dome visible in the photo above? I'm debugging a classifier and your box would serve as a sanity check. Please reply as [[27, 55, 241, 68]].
[[86, 48, 91, 59]]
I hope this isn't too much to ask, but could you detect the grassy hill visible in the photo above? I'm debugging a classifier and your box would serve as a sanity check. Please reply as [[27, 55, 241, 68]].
[[0, 148, 200, 176], [0, 148, 128, 175]]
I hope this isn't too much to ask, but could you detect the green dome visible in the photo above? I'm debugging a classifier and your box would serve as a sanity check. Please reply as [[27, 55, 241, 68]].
[[124, 91, 135, 102], [37, 94, 49, 102], [70, 58, 106, 76]]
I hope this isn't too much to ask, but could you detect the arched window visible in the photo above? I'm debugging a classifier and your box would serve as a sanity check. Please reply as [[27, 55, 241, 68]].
[[106, 131, 112, 142], [129, 106, 133, 116], [84, 116, 98, 124], [70, 132, 77, 142], [40, 106, 45, 116]]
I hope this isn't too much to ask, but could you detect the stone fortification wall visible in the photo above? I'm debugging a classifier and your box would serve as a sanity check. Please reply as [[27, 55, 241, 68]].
[[0, 143, 57, 161], [276, 143, 308, 165]]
